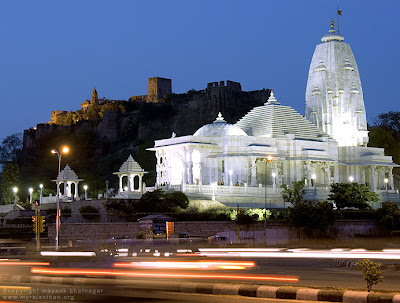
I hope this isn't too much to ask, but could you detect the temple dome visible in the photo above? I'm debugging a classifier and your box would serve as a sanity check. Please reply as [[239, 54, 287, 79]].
[[321, 29, 344, 42], [193, 113, 248, 137]]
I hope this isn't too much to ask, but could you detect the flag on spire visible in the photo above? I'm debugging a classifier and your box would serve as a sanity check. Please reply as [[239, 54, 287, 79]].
[[337, 6, 342, 34]]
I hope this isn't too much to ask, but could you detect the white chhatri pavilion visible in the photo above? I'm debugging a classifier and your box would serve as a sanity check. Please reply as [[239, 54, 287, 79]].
[[114, 155, 147, 198], [52, 164, 83, 200]]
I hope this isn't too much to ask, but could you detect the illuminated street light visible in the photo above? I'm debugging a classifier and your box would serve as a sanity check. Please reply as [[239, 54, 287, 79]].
[[51, 146, 69, 251], [83, 185, 88, 200], [12, 187, 18, 205], [28, 188, 33, 204], [39, 184, 43, 205], [349, 176, 354, 183], [384, 178, 389, 200]]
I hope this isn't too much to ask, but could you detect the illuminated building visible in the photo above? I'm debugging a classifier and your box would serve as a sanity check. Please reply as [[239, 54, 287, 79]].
[[148, 22, 398, 207]]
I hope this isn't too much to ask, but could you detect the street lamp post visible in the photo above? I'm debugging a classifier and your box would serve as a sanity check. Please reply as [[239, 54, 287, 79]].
[[29, 188, 33, 204], [51, 146, 69, 251], [384, 178, 389, 201], [39, 184, 43, 205], [12, 187, 18, 205], [264, 155, 273, 245], [311, 174, 316, 196], [83, 185, 88, 200]]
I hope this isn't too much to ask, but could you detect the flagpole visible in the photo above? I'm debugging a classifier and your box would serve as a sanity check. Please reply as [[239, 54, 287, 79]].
[[337, 6, 340, 34]]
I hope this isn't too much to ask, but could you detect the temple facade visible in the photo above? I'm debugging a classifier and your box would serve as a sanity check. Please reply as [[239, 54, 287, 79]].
[[148, 22, 399, 208]]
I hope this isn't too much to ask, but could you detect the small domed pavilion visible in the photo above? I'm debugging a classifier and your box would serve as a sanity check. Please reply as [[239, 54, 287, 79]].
[[52, 164, 83, 200], [114, 155, 147, 198]]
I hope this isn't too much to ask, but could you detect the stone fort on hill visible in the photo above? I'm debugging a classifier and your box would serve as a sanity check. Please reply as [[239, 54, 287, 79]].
[[23, 78, 271, 154]]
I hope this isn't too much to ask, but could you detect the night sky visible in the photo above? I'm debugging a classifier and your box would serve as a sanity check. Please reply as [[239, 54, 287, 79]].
[[1, 0, 399, 142]]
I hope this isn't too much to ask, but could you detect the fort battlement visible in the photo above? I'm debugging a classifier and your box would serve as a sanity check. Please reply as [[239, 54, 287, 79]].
[[206, 80, 241, 92]]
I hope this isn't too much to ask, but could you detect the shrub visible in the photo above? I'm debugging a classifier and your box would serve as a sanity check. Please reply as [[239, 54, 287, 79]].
[[79, 205, 100, 222], [356, 259, 384, 292], [376, 202, 400, 230]]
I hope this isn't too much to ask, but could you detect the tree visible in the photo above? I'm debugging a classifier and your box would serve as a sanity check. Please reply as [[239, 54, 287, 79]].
[[0, 133, 22, 164], [287, 201, 336, 235], [356, 259, 384, 292], [281, 180, 306, 205], [104, 199, 138, 221], [164, 191, 189, 209], [374, 111, 400, 139], [137, 190, 189, 213], [328, 183, 379, 210], [369, 111, 400, 168], [0, 164, 20, 204], [376, 202, 400, 230]]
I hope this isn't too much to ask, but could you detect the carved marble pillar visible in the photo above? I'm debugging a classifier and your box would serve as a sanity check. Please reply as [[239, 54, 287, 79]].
[[370, 166, 376, 190], [182, 149, 188, 184], [333, 165, 339, 183], [389, 168, 394, 190], [74, 182, 79, 198], [250, 159, 256, 186], [156, 152, 161, 186], [199, 163, 203, 185], [188, 150, 193, 184], [139, 175, 143, 192], [119, 175, 123, 192], [303, 161, 310, 187], [224, 158, 229, 185]]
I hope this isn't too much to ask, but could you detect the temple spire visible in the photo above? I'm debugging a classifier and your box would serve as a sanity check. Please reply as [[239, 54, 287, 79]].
[[91, 87, 98, 103]]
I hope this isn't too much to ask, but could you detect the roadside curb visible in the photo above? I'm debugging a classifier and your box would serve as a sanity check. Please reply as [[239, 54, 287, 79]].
[[334, 259, 400, 271], [334, 259, 357, 269], [1, 274, 399, 302]]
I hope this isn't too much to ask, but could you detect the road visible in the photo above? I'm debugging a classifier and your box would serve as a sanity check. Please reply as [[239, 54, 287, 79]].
[[1, 245, 400, 302]]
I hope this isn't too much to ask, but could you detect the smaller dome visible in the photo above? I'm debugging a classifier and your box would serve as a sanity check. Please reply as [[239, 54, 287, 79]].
[[193, 113, 248, 137], [57, 165, 79, 180], [351, 84, 360, 94], [315, 60, 327, 72], [119, 155, 144, 173], [343, 59, 354, 71], [312, 86, 321, 96], [321, 29, 344, 43]]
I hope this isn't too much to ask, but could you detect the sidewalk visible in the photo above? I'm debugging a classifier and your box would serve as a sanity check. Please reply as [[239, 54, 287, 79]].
[[1, 273, 399, 303]]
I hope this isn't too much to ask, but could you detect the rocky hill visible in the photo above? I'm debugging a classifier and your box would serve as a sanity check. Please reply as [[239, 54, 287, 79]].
[[20, 80, 271, 194]]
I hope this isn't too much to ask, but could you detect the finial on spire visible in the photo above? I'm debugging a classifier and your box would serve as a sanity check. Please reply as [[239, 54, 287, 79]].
[[331, 19, 334, 30], [214, 112, 226, 123], [265, 90, 279, 105]]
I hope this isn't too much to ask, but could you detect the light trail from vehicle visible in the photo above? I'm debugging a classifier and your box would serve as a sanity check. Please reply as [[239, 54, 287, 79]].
[[40, 251, 96, 257], [31, 267, 298, 282], [113, 260, 256, 270], [0, 260, 49, 266], [195, 248, 400, 260]]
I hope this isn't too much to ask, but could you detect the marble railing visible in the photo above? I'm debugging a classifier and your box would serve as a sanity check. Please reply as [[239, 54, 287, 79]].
[[182, 184, 283, 196], [145, 185, 400, 203]]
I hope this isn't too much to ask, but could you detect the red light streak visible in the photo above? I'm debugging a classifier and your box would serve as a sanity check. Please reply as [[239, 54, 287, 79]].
[[31, 267, 298, 282]]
